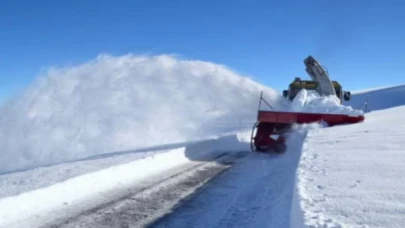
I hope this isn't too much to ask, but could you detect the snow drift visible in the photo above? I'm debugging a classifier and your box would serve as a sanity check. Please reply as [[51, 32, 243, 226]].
[[348, 84, 405, 112], [0, 54, 286, 173], [0, 133, 251, 228], [290, 89, 363, 115], [298, 105, 405, 228]]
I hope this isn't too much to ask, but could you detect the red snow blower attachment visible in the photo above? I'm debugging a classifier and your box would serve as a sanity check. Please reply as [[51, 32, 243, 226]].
[[250, 92, 365, 153]]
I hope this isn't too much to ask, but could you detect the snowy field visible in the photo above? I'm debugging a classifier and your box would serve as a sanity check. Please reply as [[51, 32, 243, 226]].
[[349, 84, 405, 112], [299, 106, 405, 228], [0, 53, 404, 227], [297, 87, 405, 228]]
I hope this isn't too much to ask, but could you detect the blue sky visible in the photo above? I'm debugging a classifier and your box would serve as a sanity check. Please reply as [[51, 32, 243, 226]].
[[0, 0, 404, 102]]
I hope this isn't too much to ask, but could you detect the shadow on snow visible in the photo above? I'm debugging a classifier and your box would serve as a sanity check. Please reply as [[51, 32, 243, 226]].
[[148, 130, 308, 228]]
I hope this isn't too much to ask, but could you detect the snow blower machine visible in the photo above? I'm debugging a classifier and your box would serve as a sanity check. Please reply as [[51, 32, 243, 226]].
[[250, 56, 364, 153]]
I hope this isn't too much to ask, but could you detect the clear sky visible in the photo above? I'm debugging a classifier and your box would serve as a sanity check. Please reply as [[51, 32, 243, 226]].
[[1, 0, 404, 103]]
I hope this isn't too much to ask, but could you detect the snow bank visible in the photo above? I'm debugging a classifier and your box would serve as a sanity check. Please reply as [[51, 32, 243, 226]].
[[0, 148, 195, 228], [0, 54, 285, 173], [290, 89, 363, 115], [298, 105, 405, 227], [0, 133, 249, 228], [348, 84, 405, 112]]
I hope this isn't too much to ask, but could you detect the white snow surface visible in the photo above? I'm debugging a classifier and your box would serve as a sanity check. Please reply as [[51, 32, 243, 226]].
[[298, 105, 405, 228], [290, 89, 363, 115], [151, 126, 310, 228], [0, 134, 250, 228], [0, 54, 286, 174], [348, 84, 405, 113]]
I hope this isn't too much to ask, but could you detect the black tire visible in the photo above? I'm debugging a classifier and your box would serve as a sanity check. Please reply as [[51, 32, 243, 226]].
[[282, 90, 288, 97], [344, 91, 351, 101], [250, 121, 259, 152]]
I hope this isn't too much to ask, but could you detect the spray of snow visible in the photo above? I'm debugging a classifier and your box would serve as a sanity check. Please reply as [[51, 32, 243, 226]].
[[0, 54, 288, 174]]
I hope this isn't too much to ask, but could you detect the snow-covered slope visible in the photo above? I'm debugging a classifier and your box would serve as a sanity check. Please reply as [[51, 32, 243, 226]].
[[0, 54, 287, 174], [298, 106, 405, 228], [348, 84, 405, 112], [0, 134, 251, 228], [297, 87, 405, 227]]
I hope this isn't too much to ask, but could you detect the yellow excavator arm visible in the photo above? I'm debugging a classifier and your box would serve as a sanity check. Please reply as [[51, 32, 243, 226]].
[[282, 56, 351, 103]]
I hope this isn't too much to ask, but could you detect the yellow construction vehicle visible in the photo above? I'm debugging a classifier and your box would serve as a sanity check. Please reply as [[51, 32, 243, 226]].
[[282, 77, 351, 103]]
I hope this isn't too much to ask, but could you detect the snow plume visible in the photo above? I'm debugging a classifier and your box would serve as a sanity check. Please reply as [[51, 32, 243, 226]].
[[0, 54, 285, 173]]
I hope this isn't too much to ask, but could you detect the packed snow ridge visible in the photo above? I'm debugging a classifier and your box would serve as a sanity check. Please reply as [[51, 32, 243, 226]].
[[0, 54, 287, 173], [290, 89, 363, 116]]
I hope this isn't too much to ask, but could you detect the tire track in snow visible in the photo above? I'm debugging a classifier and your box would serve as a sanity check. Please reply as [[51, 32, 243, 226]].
[[42, 151, 247, 228], [149, 130, 307, 228]]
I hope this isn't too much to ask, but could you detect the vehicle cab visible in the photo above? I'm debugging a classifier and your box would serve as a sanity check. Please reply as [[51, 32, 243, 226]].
[[282, 77, 351, 103]]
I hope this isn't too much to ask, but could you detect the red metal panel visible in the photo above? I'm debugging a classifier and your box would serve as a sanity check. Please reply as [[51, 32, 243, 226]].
[[258, 111, 278, 123], [296, 113, 323, 123], [258, 111, 297, 124], [278, 112, 297, 123], [257, 110, 364, 126], [319, 113, 345, 125]]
